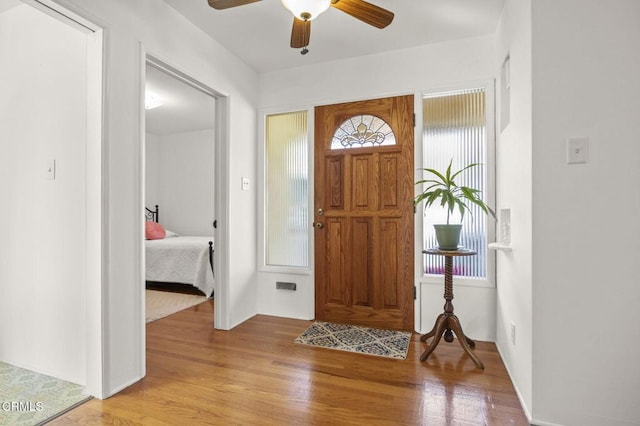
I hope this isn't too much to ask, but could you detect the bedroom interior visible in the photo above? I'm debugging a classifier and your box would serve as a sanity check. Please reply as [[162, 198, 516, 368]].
[[144, 61, 217, 303], [1, 1, 639, 425]]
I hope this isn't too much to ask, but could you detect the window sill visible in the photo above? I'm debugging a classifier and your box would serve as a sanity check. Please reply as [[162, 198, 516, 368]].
[[259, 266, 312, 275], [420, 274, 495, 289], [488, 242, 512, 252]]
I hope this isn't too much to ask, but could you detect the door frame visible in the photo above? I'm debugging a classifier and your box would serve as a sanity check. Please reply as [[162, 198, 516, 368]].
[[141, 54, 231, 334], [22, 0, 105, 397]]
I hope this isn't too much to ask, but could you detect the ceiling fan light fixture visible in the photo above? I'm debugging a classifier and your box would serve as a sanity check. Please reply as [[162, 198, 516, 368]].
[[281, 0, 330, 20]]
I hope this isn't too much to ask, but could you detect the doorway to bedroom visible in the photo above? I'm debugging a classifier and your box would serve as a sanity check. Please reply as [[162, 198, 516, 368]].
[[143, 59, 217, 322]]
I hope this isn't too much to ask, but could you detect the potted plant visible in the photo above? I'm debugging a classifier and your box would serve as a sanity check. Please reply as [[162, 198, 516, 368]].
[[414, 159, 496, 250]]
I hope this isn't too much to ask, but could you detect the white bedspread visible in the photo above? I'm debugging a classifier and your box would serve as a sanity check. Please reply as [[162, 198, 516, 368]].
[[145, 236, 214, 296]]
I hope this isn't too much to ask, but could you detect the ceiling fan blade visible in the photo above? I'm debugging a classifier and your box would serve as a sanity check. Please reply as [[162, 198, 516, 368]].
[[207, 0, 261, 10], [290, 17, 311, 49], [330, 0, 394, 29]]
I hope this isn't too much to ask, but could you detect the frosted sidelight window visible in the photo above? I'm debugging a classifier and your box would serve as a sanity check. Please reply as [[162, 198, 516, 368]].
[[421, 88, 493, 279], [265, 111, 309, 267]]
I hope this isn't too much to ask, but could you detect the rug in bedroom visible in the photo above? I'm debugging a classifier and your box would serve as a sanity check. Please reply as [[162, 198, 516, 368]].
[[146, 289, 208, 323], [294, 321, 411, 360], [0, 361, 91, 426]]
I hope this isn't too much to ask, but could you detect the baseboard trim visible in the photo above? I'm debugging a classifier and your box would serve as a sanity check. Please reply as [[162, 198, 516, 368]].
[[103, 375, 144, 399], [528, 419, 564, 426], [495, 342, 534, 424]]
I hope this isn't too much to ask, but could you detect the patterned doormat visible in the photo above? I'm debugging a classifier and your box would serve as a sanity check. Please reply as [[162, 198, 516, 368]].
[[294, 321, 411, 360], [0, 361, 91, 426]]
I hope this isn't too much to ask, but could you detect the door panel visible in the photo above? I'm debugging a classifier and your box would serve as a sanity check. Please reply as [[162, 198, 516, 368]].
[[352, 217, 372, 306], [314, 95, 414, 331], [325, 217, 345, 304], [380, 218, 400, 307], [381, 155, 399, 207], [352, 155, 375, 209], [326, 157, 344, 209]]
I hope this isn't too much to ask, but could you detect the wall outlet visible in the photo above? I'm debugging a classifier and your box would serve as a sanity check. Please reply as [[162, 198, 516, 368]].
[[567, 137, 589, 164], [510, 321, 516, 345]]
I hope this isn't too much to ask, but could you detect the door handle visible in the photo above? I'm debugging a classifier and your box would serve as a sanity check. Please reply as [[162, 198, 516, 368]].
[[317, 208, 324, 216], [314, 222, 324, 229]]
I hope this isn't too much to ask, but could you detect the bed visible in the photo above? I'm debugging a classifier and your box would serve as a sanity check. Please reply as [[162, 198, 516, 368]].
[[145, 205, 214, 297]]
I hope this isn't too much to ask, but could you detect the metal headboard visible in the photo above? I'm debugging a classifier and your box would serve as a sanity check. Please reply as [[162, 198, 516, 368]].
[[145, 205, 159, 223]]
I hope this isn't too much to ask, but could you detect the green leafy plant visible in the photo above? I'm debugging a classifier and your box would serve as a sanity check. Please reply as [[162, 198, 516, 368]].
[[414, 159, 496, 224]]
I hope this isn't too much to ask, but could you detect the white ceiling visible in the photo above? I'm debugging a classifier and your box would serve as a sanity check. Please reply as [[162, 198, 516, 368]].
[[144, 1, 508, 135], [0, 0, 20, 14], [145, 64, 216, 136], [163, 0, 506, 73]]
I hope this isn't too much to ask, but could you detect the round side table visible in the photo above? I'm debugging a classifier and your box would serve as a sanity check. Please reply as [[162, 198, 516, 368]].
[[420, 247, 484, 369]]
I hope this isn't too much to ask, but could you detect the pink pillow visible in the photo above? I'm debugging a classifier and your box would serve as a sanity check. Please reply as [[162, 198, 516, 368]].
[[145, 222, 166, 240]]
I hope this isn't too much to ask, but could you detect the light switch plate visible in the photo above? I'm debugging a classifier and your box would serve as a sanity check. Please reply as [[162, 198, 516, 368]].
[[241, 177, 250, 191], [567, 137, 589, 164], [46, 159, 56, 180]]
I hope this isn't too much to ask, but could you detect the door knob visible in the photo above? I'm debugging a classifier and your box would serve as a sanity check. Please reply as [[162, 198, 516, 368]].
[[317, 208, 324, 216], [314, 222, 324, 229]]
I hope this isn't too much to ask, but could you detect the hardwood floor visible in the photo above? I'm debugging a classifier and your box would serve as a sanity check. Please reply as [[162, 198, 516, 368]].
[[53, 300, 528, 425]]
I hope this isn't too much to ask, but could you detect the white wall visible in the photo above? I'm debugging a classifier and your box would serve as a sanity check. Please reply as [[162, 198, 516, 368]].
[[494, 0, 534, 417], [260, 36, 497, 110], [0, 4, 87, 384], [258, 36, 498, 337], [47, 0, 258, 397], [530, 1, 640, 425], [146, 129, 215, 237]]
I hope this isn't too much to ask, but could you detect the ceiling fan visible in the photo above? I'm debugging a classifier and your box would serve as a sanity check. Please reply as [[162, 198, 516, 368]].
[[207, 0, 394, 54]]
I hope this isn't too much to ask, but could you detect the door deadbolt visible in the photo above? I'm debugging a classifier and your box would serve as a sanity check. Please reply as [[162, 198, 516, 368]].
[[314, 222, 324, 229]]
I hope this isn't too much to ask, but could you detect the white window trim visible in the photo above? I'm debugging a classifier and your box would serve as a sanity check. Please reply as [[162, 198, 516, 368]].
[[258, 106, 315, 276], [414, 79, 497, 288], [421, 274, 496, 289]]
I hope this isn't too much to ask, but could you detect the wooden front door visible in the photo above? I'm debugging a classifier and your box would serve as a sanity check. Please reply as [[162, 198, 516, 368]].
[[314, 95, 414, 331]]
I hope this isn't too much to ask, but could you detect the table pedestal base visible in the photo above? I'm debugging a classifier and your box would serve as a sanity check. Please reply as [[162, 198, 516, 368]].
[[420, 312, 484, 369]]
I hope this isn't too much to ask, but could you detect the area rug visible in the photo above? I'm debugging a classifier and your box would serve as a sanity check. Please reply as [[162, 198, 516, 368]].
[[294, 321, 411, 360], [0, 361, 91, 426], [146, 289, 208, 323]]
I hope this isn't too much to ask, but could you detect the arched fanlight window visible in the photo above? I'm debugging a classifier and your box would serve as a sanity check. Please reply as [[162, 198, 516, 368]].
[[330, 114, 396, 149]]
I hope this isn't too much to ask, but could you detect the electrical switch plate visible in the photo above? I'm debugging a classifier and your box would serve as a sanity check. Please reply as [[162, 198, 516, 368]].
[[241, 177, 250, 191], [46, 159, 56, 180], [567, 137, 589, 164]]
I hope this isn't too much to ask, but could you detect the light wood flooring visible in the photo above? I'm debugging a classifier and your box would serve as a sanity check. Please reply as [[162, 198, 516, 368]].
[[53, 300, 528, 425]]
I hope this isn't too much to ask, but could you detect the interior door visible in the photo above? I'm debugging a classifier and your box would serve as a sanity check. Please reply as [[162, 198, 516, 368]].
[[314, 95, 414, 331]]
